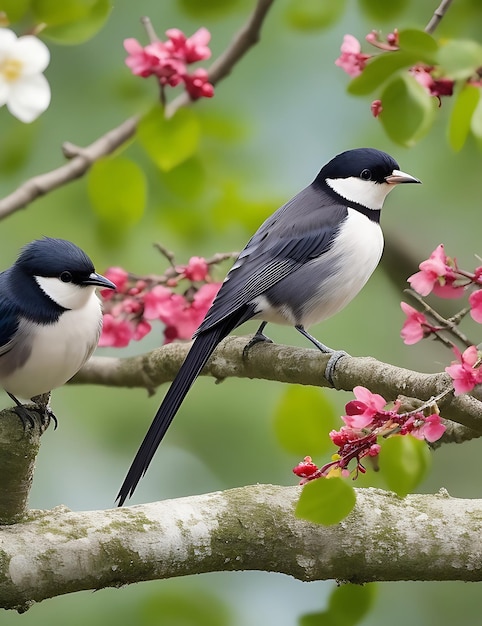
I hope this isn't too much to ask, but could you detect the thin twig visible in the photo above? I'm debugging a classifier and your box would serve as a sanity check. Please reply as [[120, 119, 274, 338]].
[[425, 0, 455, 34], [0, 0, 275, 219], [405, 288, 474, 348]]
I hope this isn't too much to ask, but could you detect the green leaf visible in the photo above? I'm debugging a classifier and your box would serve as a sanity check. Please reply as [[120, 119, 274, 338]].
[[379, 435, 431, 497], [398, 29, 439, 64], [138, 107, 200, 172], [470, 94, 482, 139], [285, 0, 346, 31], [448, 84, 480, 150], [379, 74, 435, 146], [87, 156, 146, 242], [273, 386, 338, 456], [159, 157, 206, 201], [438, 39, 482, 80], [328, 583, 377, 625], [178, 0, 241, 18], [0, 0, 31, 22], [358, 0, 409, 21], [33, 0, 112, 45], [348, 51, 417, 96], [295, 477, 356, 526]]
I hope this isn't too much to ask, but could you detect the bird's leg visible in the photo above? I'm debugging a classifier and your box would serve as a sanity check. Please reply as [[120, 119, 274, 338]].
[[243, 321, 273, 357], [7, 392, 37, 429], [295, 325, 349, 386]]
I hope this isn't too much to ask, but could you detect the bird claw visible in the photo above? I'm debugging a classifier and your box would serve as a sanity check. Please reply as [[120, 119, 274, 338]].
[[8, 392, 57, 433], [324, 349, 349, 387], [243, 332, 273, 357]]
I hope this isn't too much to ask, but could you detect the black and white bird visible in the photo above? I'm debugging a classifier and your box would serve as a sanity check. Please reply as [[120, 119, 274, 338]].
[[117, 147, 420, 505], [0, 237, 115, 419]]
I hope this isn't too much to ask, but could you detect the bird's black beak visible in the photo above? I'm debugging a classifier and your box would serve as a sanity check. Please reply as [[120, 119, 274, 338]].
[[84, 272, 116, 290], [385, 169, 421, 185]]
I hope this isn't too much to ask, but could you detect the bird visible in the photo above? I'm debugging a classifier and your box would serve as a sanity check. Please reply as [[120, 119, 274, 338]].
[[0, 237, 115, 424], [116, 147, 420, 506]]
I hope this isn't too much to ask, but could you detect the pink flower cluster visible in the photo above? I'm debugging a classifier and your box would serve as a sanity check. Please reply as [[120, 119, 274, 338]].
[[124, 27, 214, 100], [335, 31, 455, 116], [401, 244, 482, 395], [293, 386, 445, 484], [99, 257, 221, 348]]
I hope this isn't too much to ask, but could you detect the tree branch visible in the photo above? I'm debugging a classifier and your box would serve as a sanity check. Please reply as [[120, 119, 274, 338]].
[[425, 0, 455, 34], [0, 0, 275, 219], [73, 336, 482, 440], [2, 484, 482, 611]]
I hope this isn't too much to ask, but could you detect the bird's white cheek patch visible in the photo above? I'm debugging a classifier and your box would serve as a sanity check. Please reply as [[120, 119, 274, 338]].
[[326, 177, 394, 211], [34, 276, 96, 310]]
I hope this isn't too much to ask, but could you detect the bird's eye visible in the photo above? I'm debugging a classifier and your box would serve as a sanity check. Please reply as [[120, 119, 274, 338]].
[[360, 169, 372, 181], [59, 271, 73, 283]]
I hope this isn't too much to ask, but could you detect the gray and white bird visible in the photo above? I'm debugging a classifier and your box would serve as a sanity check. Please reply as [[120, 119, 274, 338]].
[[117, 147, 420, 505], [0, 237, 115, 417]]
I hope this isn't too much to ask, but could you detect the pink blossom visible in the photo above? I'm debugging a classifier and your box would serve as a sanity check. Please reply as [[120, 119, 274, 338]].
[[133, 319, 152, 341], [335, 34, 370, 78], [99, 314, 134, 347], [469, 290, 482, 323], [142, 285, 172, 320], [342, 385, 387, 429], [400, 302, 430, 345], [101, 266, 128, 299], [165, 27, 212, 63], [410, 66, 454, 101], [192, 282, 221, 312], [178, 256, 209, 282], [445, 345, 482, 395], [124, 38, 159, 77], [183, 68, 214, 99], [371, 99, 383, 117], [408, 244, 464, 298], [406, 414, 446, 443], [292, 456, 319, 479]]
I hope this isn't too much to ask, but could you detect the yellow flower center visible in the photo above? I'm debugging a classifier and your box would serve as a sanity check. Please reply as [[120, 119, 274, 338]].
[[0, 58, 23, 82]]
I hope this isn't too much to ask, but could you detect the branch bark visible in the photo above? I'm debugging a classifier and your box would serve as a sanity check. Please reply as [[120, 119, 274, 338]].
[[2, 484, 482, 612], [73, 336, 482, 439]]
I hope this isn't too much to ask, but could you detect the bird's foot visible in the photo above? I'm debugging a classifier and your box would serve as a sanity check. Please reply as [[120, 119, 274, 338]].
[[243, 322, 273, 357], [8, 392, 57, 433], [324, 349, 349, 387], [293, 326, 349, 387]]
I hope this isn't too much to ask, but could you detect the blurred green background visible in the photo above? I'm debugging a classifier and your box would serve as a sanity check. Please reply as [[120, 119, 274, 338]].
[[1, 0, 482, 624]]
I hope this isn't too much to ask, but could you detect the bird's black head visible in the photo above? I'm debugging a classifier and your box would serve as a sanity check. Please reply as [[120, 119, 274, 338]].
[[313, 148, 420, 216], [15, 237, 96, 284], [318, 148, 400, 184]]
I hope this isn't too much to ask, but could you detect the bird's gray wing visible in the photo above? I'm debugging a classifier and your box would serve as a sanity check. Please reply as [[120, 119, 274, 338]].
[[196, 184, 348, 333]]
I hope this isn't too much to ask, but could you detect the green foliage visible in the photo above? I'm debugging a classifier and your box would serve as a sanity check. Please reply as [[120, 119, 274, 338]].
[[273, 386, 338, 456], [295, 477, 356, 526], [87, 156, 146, 244], [285, 0, 347, 31], [141, 589, 231, 626], [378, 435, 431, 497], [0, 0, 31, 22], [438, 39, 482, 80], [348, 51, 418, 96], [300, 583, 377, 626], [398, 29, 439, 63], [32, 0, 111, 44], [358, 0, 409, 21], [379, 74, 435, 146], [448, 84, 480, 150], [138, 107, 201, 172], [178, 0, 241, 19]]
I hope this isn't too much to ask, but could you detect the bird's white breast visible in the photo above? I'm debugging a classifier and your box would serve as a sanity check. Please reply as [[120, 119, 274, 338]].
[[1, 292, 102, 399], [301, 208, 383, 327], [251, 208, 384, 328]]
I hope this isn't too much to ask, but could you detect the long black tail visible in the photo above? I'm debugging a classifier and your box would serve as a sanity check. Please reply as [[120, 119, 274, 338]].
[[116, 312, 248, 506]]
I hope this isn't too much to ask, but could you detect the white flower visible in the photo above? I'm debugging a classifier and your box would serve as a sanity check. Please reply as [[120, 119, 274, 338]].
[[0, 28, 51, 123]]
